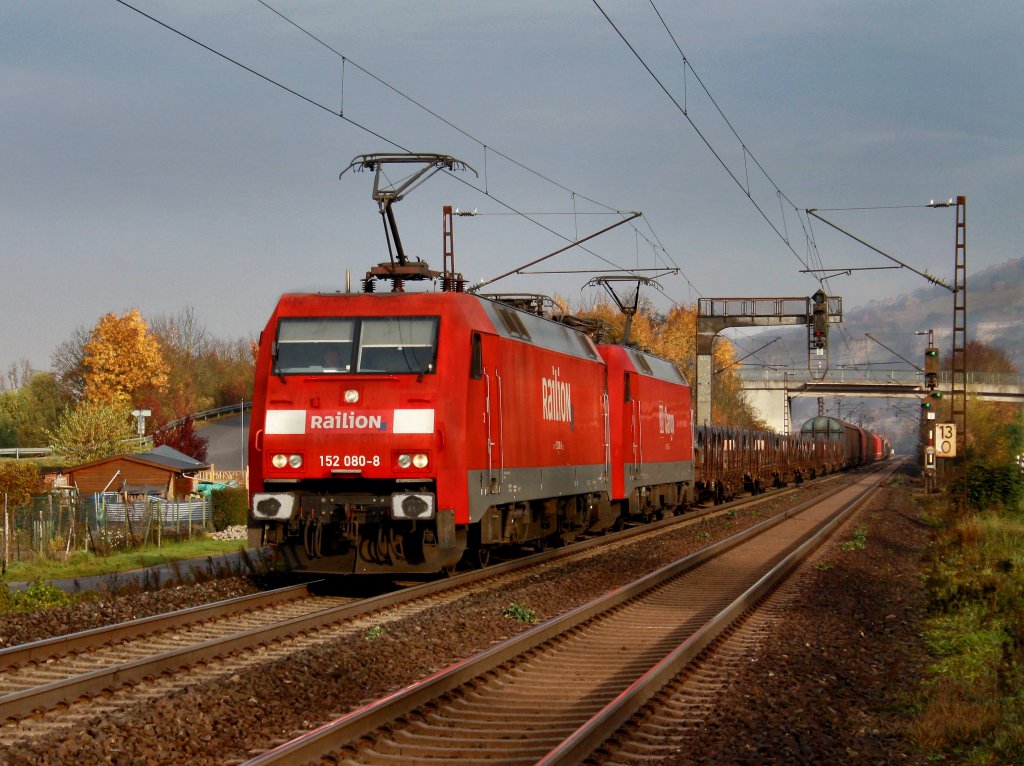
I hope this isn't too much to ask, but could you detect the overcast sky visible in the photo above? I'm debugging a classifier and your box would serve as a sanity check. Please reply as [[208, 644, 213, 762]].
[[3, 1, 1021, 376]]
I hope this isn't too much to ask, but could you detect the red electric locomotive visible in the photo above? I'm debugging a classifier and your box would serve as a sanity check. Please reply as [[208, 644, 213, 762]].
[[599, 344, 694, 518], [247, 290, 697, 574], [247, 152, 700, 575]]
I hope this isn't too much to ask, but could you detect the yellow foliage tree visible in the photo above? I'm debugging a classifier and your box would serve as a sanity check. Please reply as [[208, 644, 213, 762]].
[[82, 309, 168, 406], [571, 299, 768, 430], [47, 400, 135, 464]]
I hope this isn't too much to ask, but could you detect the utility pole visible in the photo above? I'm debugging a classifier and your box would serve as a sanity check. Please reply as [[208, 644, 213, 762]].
[[950, 196, 968, 512], [920, 330, 939, 492]]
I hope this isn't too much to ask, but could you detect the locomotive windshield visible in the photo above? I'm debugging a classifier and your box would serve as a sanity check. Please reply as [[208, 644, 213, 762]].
[[274, 316, 439, 375]]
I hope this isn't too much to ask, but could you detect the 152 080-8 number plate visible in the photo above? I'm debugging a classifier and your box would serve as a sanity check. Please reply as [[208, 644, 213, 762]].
[[320, 454, 381, 468]]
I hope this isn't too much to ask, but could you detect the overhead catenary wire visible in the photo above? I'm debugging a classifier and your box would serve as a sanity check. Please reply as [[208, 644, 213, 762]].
[[254, 0, 689, 289], [593, 0, 827, 283], [111, 0, 692, 297]]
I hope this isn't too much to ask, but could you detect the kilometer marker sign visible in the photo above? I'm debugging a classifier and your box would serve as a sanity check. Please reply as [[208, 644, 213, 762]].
[[935, 423, 957, 458]]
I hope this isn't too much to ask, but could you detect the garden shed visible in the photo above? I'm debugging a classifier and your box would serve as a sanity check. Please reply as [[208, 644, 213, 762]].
[[64, 445, 208, 500]]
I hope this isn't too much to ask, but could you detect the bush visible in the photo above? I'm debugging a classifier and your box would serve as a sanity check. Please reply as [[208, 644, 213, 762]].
[[0, 579, 73, 613], [210, 488, 248, 532], [949, 459, 1024, 512]]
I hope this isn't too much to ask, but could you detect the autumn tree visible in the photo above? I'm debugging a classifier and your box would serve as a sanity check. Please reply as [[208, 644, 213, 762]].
[[932, 340, 1024, 509], [956, 341, 1022, 464], [153, 416, 209, 463], [0, 371, 72, 447], [82, 309, 168, 407], [142, 308, 255, 426], [51, 324, 90, 402], [0, 460, 42, 574], [570, 298, 768, 429], [47, 401, 136, 464], [0, 461, 41, 508]]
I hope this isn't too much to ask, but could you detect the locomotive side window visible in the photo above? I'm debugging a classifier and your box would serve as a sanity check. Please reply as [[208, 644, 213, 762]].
[[495, 306, 532, 341], [628, 349, 654, 376], [470, 332, 483, 380]]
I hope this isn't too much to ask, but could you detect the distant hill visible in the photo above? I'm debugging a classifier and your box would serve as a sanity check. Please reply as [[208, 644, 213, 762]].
[[843, 256, 1023, 369]]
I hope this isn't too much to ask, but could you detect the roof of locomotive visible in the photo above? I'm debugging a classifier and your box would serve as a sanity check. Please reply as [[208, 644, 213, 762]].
[[268, 290, 602, 364], [598, 343, 688, 385]]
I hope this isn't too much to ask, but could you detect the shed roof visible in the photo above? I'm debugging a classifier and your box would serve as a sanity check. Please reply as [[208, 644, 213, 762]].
[[140, 444, 207, 471], [67, 445, 208, 476]]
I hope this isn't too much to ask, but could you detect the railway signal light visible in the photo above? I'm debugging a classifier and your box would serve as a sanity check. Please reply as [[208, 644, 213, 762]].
[[811, 289, 828, 348], [924, 346, 939, 390]]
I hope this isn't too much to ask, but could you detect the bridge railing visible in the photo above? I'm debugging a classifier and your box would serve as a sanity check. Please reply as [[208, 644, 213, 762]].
[[734, 368, 1024, 386]]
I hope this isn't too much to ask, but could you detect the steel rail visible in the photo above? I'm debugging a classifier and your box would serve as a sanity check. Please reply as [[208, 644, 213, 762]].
[[538, 461, 899, 764], [0, 469, 856, 726], [239, 464, 892, 765], [0, 583, 315, 671]]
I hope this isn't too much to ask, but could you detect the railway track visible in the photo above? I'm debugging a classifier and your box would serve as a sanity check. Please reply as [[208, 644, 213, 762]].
[[241, 463, 896, 765], [0, 469, 868, 758], [0, 483, 766, 728], [0, 583, 356, 723]]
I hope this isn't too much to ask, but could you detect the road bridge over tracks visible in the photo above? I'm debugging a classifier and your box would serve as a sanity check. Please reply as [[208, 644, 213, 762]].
[[738, 369, 1024, 433]]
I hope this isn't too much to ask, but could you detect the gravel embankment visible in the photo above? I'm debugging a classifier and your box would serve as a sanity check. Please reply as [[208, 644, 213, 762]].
[[1, 470, 934, 765]]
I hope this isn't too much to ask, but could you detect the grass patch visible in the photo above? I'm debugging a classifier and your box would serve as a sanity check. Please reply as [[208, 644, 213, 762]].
[[913, 476, 1024, 764], [839, 527, 868, 551], [0, 579, 87, 613], [2, 538, 249, 583], [502, 603, 538, 623]]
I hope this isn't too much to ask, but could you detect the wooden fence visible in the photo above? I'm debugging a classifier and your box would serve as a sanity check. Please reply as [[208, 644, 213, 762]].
[[196, 466, 249, 489]]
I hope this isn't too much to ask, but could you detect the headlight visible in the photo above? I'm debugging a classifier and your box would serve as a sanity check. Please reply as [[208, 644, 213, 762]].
[[344, 389, 359, 403], [396, 453, 429, 469], [271, 454, 302, 469]]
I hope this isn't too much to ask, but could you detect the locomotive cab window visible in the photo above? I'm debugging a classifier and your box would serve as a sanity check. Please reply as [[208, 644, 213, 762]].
[[275, 318, 356, 374], [273, 316, 439, 375], [356, 317, 439, 374]]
